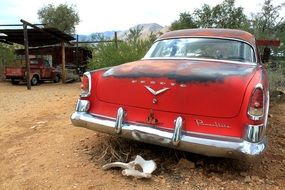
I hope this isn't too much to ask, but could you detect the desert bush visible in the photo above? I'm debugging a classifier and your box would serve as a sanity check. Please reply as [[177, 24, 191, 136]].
[[87, 27, 157, 70], [267, 60, 285, 96], [0, 44, 16, 78]]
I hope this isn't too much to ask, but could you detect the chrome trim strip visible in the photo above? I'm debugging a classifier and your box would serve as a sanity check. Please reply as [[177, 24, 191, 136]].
[[244, 124, 264, 143], [142, 57, 257, 66], [247, 83, 264, 121], [145, 86, 169, 96], [262, 90, 270, 138], [172, 116, 183, 146], [157, 36, 253, 46], [71, 112, 267, 159], [114, 107, 124, 134], [80, 72, 92, 98], [75, 99, 90, 112], [89, 113, 242, 141]]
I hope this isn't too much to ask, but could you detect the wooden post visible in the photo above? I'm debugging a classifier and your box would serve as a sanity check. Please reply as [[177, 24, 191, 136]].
[[23, 23, 31, 90], [76, 34, 79, 74], [61, 41, 66, 83], [114, 32, 118, 49], [76, 35, 79, 66]]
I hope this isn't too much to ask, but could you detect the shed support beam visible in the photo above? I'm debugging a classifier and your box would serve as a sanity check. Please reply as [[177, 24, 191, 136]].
[[22, 22, 31, 90], [61, 41, 66, 83]]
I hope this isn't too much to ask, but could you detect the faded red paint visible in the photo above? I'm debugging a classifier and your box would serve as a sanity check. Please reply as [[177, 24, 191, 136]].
[[81, 29, 268, 139]]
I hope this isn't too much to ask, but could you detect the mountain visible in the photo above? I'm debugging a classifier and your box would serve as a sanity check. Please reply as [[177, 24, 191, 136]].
[[76, 30, 121, 41], [76, 23, 169, 41], [117, 23, 169, 39]]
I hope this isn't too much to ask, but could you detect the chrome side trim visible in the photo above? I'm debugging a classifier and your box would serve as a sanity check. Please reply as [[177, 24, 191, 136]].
[[75, 99, 90, 112], [244, 124, 264, 143], [172, 116, 183, 146], [114, 107, 125, 134], [262, 90, 270, 138], [71, 111, 267, 159]]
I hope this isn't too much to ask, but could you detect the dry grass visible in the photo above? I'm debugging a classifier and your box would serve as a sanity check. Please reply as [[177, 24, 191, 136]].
[[267, 64, 285, 96], [88, 135, 188, 166]]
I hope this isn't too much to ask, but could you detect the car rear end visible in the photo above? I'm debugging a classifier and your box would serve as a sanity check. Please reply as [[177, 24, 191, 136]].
[[71, 62, 269, 159], [71, 29, 269, 159]]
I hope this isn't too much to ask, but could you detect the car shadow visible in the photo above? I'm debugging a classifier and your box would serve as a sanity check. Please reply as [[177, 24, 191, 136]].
[[81, 134, 256, 183]]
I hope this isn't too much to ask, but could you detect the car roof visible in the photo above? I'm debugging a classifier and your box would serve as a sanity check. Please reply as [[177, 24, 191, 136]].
[[158, 28, 256, 46]]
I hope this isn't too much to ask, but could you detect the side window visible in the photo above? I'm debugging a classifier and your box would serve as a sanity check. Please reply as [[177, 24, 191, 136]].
[[30, 60, 38, 64], [244, 45, 255, 62], [44, 60, 50, 68]]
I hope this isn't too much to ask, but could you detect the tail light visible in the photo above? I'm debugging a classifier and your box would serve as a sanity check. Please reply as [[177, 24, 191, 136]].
[[248, 84, 264, 120], [80, 72, 91, 97]]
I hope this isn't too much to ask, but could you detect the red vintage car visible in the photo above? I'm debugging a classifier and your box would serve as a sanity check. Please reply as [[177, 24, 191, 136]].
[[71, 28, 269, 159]]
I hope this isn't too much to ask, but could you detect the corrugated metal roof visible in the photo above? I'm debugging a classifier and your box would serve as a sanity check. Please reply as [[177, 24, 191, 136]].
[[0, 27, 75, 47]]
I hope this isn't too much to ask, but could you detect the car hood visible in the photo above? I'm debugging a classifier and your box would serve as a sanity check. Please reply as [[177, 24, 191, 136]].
[[96, 59, 257, 117]]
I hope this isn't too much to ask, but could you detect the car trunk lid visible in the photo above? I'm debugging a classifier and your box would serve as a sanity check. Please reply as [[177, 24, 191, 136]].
[[96, 59, 256, 118]]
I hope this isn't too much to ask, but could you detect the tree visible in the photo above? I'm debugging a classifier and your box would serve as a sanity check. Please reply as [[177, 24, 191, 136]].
[[250, 0, 285, 56], [170, 0, 249, 30], [210, 0, 249, 29], [193, 4, 214, 28], [38, 3, 80, 34], [170, 12, 197, 30], [250, 0, 284, 39]]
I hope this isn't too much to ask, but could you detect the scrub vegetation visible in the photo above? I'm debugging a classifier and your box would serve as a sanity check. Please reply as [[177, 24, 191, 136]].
[[87, 26, 157, 70], [267, 60, 285, 95], [0, 44, 16, 78]]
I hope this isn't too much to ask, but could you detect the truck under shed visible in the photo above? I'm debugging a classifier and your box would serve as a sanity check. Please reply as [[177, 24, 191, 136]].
[[0, 20, 78, 89], [15, 46, 91, 74]]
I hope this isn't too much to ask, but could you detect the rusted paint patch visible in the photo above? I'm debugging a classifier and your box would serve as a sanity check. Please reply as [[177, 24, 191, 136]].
[[103, 59, 256, 84]]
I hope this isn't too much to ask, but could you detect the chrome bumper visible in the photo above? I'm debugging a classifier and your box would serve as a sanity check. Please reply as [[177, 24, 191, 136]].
[[71, 108, 267, 159]]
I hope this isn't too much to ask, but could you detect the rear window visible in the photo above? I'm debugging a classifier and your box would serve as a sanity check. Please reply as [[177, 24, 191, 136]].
[[30, 60, 38, 64], [144, 38, 256, 63]]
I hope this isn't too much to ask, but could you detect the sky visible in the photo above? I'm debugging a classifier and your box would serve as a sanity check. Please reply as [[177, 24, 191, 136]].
[[0, 0, 284, 34]]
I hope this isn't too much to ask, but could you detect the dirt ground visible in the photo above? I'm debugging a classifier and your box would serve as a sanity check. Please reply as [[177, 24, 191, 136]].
[[0, 81, 284, 190]]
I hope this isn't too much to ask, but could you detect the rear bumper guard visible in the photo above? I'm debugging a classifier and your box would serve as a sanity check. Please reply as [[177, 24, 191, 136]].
[[71, 104, 267, 159]]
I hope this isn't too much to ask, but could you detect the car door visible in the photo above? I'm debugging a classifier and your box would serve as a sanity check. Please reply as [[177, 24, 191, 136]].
[[41, 60, 53, 79]]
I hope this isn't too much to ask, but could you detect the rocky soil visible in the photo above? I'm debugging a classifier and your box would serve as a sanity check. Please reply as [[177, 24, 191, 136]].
[[0, 81, 284, 190]]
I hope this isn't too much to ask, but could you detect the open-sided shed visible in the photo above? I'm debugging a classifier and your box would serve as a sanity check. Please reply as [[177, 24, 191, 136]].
[[0, 20, 75, 89], [0, 27, 74, 47]]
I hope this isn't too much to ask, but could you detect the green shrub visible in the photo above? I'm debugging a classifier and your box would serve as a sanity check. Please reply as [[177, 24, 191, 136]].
[[267, 61, 285, 96], [87, 28, 157, 70], [0, 44, 16, 78]]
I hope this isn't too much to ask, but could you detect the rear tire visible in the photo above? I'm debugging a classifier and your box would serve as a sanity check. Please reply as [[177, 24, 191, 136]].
[[11, 80, 19, 85], [31, 76, 38, 86], [53, 75, 60, 83]]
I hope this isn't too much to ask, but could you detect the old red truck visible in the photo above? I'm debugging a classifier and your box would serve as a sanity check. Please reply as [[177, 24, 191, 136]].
[[4, 58, 61, 85]]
